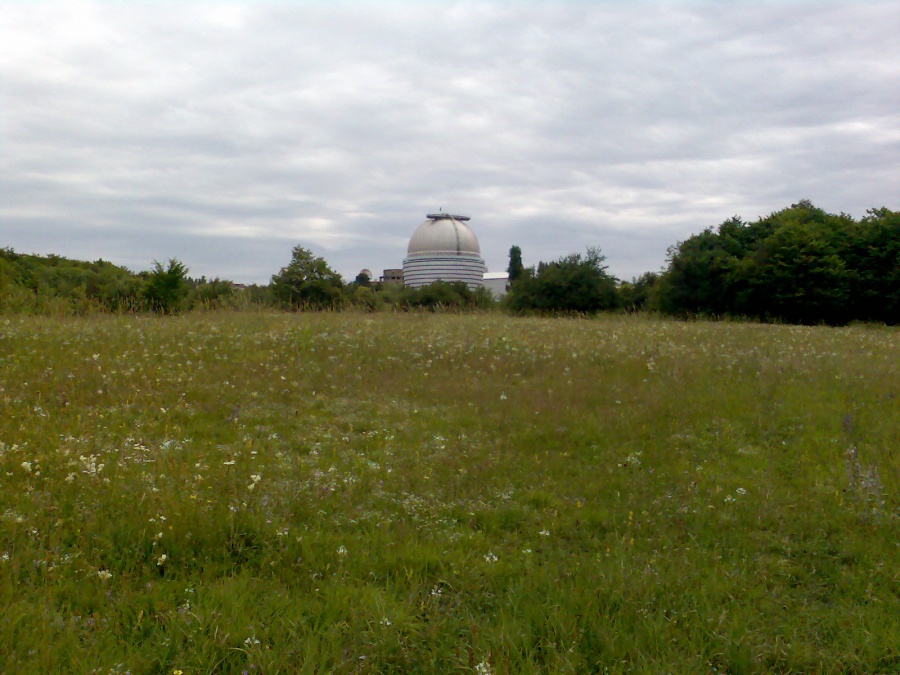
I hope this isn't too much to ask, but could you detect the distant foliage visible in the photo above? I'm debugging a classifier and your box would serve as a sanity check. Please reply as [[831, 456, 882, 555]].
[[505, 247, 619, 314], [144, 258, 190, 314], [400, 281, 494, 310], [0, 248, 143, 314], [652, 201, 900, 324], [270, 245, 345, 310], [507, 245, 525, 283], [3, 201, 898, 324], [0, 249, 257, 315], [618, 272, 659, 313]]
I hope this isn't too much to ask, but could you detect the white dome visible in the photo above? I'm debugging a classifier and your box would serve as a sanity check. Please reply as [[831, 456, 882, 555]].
[[407, 215, 481, 256], [403, 213, 486, 290]]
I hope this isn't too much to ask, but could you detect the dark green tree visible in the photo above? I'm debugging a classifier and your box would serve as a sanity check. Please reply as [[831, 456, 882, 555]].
[[507, 245, 525, 283], [844, 207, 900, 323], [144, 258, 190, 314], [393, 281, 493, 311], [618, 272, 659, 312], [190, 277, 235, 309], [270, 246, 344, 310], [505, 247, 618, 313], [653, 201, 900, 325]]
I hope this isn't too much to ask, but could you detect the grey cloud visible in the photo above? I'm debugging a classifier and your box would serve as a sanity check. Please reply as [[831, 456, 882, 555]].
[[1, 1, 897, 284]]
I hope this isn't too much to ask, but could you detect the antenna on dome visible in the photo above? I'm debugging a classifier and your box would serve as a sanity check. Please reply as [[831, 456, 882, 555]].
[[426, 212, 471, 221]]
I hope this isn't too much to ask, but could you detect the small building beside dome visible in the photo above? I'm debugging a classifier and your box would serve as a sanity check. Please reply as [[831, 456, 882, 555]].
[[402, 213, 486, 290], [380, 268, 403, 285], [483, 271, 510, 298]]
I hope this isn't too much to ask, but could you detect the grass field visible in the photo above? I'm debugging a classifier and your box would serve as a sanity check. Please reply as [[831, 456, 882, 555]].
[[0, 311, 898, 673]]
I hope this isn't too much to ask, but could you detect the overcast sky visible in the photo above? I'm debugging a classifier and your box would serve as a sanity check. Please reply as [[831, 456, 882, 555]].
[[2, 1, 898, 283]]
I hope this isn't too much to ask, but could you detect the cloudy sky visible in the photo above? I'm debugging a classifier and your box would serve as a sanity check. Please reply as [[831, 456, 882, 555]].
[[2, 1, 898, 283]]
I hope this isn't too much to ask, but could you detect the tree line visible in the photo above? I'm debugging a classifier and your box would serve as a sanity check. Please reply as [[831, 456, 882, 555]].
[[502, 201, 898, 324], [0, 246, 494, 315], [1, 201, 897, 324], [634, 201, 899, 325]]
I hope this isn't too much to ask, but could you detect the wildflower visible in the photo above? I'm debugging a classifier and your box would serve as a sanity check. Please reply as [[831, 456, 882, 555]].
[[380, 617, 392, 626], [538, 529, 550, 536], [484, 551, 498, 563], [157, 554, 168, 566], [736, 487, 747, 495], [500, 393, 507, 400], [244, 636, 260, 646], [336, 545, 348, 556], [475, 661, 493, 675], [97, 570, 113, 581], [20, 461, 31, 473], [223, 460, 235, 466]]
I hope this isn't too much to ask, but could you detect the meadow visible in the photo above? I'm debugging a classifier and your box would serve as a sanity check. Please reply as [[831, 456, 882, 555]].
[[0, 311, 898, 674]]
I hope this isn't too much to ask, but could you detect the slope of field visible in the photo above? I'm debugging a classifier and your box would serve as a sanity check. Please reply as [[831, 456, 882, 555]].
[[0, 312, 898, 673]]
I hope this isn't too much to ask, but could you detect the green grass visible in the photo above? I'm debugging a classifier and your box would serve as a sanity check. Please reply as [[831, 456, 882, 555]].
[[0, 312, 898, 673]]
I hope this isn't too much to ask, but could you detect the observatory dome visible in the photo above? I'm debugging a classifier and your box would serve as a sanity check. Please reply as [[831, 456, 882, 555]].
[[403, 213, 486, 290], [407, 216, 481, 257]]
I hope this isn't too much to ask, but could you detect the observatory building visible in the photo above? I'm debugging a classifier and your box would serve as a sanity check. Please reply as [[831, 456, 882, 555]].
[[402, 213, 486, 289]]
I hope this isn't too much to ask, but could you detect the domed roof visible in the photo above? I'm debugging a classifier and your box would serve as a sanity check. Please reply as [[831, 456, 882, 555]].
[[407, 214, 481, 257]]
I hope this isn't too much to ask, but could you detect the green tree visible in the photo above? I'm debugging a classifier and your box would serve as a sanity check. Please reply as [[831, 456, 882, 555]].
[[270, 246, 344, 310], [653, 201, 897, 325], [507, 245, 525, 283], [144, 258, 189, 314], [844, 207, 900, 323], [737, 219, 849, 324], [190, 277, 235, 310], [349, 284, 379, 311], [618, 272, 659, 313], [505, 247, 618, 313]]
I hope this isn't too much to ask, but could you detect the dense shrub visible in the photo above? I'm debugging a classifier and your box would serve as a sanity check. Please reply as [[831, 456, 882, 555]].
[[653, 202, 899, 324], [505, 247, 618, 314]]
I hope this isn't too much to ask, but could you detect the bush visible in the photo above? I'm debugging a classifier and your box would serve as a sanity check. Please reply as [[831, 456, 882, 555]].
[[505, 247, 618, 314]]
